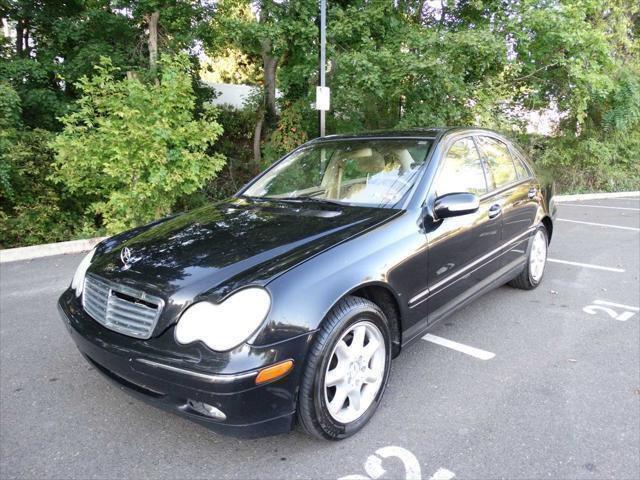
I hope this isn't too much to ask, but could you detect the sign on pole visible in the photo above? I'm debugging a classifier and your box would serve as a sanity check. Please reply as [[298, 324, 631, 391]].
[[316, 86, 331, 111]]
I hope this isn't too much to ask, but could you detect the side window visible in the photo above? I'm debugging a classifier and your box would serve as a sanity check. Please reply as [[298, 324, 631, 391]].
[[436, 138, 487, 197], [476, 136, 518, 189], [511, 149, 531, 179]]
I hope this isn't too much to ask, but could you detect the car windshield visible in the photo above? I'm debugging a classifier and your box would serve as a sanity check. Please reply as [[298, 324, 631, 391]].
[[243, 139, 432, 208]]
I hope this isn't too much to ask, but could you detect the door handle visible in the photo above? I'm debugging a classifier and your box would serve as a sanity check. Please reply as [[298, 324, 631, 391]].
[[528, 187, 537, 199], [488, 204, 502, 219]]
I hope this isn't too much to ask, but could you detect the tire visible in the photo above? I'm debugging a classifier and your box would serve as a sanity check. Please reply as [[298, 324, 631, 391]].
[[509, 224, 548, 290], [297, 296, 392, 440]]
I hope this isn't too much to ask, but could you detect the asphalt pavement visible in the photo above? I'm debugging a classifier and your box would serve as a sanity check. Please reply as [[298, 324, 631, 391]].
[[1, 197, 639, 480]]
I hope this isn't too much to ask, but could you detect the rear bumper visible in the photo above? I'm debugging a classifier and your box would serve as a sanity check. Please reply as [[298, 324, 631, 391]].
[[58, 289, 313, 438]]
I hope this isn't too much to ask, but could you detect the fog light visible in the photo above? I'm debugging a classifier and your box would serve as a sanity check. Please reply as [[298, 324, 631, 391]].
[[187, 400, 226, 421]]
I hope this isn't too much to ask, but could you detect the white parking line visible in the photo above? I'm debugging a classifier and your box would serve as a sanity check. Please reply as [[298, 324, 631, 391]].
[[547, 258, 625, 273], [511, 250, 625, 272], [594, 299, 639, 312], [560, 204, 640, 211], [557, 218, 640, 231], [422, 334, 495, 360]]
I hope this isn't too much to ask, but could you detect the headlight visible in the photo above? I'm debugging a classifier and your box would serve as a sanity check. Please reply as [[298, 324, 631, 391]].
[[71, 248, 96, 297], [174, 288, 271, 351]]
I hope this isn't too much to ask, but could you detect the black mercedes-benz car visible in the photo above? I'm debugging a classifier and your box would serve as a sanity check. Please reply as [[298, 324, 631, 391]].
[[58, 127, 556, 440]]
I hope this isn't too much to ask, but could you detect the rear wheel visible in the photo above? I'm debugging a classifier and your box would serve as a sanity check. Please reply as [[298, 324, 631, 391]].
[[509, 225, 548, 290], [298, 296, 391, 440]]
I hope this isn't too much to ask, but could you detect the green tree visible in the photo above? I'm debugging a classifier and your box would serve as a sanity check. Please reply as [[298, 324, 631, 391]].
[[506, 0, 640, 191], [0, 81, 23, 201], [209, 0, 319, 165], [52, 54, 225, 233], [0, 82, 86, 248], [2, 0, 639, 247], [1, 0, 218, 130], [1, 0, 141, 130]]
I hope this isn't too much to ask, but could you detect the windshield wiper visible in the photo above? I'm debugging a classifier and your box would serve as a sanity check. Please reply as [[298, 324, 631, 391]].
[[278, 196, 349, 207]]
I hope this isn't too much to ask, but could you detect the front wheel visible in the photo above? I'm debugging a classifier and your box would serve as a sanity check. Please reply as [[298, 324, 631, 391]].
[[297, 296, 391, 440], [509, 225, 548, 290]]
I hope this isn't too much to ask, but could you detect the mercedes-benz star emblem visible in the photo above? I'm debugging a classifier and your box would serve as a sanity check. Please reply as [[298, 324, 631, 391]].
[[120, 247, 132, 268]]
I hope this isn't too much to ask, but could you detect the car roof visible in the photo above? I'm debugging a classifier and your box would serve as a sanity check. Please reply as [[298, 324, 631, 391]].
[[317, 128, 446, 140], [308, 127, 505, 143]]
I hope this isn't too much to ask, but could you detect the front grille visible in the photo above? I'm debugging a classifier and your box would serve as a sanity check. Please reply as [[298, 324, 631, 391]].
[[82, 274, 163, 339]]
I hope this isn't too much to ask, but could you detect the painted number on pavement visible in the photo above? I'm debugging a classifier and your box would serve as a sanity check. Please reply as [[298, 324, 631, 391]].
[[583, 299, 639, 321], [339, 445, 455, 480]]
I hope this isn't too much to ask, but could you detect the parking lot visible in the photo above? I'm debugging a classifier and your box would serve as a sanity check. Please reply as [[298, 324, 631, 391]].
[[1, 196, 638, 480]]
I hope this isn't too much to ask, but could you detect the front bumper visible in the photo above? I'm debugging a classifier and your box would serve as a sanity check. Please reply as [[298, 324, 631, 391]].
[[58, 289, 314, 438]]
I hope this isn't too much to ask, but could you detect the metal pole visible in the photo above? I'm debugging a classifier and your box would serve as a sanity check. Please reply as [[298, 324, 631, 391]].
[[319, 0, 326, 137]]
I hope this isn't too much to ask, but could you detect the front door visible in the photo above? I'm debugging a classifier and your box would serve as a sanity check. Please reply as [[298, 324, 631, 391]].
[[422, 136, 502, 324]]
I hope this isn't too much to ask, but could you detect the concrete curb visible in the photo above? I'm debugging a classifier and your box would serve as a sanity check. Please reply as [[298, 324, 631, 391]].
[[1, 191, 638, 263], [0, 237, 107, 264], [554, 191, 639, 202]]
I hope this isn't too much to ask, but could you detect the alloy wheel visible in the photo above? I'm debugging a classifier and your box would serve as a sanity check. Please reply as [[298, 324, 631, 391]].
[[529, 229, 547, 282], [323, 321, 386, 424]]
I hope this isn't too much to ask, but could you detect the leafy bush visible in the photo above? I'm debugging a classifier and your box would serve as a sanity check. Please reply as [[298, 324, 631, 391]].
[[186, 99, 313, 206], [0, 83, 85, 248], [2, 1, 638, 249], [52, 54, 226, 234], [519, 64, 640, 194], [0, 82, 22, 201], [534, 132, 640, 193], [0, 127, 88, 248], [206, 105, 259, 197], [262, 99, 311, 166]]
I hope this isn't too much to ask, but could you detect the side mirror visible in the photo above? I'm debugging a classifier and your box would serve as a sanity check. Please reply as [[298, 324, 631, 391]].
[[433, 192, 480, 219]]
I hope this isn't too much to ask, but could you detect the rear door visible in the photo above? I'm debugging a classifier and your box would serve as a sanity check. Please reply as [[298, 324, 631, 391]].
[[475, 135, 538, 269], [423, 136, 502, 323]]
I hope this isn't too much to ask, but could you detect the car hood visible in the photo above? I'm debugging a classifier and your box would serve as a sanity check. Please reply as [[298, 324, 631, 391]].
[[89, 197, 400, 326]]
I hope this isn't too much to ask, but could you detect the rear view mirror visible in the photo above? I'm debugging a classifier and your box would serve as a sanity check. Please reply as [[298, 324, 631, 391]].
[[434, 192, 480, 219]]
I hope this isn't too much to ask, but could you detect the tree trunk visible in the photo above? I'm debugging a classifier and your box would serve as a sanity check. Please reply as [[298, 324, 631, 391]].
[[148, 11, 160, 73], [253, 1, 279, 166], [15, 19, 23, 56], [440, 0, 447, 27], [255, 39, 278, 166], [253, 111, 265, 168], [416, 0, 426, 23], [261, 40, 278, 129]]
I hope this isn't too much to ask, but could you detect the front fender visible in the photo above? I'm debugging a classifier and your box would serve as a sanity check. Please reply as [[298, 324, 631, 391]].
[[249, 212, 424, 346]]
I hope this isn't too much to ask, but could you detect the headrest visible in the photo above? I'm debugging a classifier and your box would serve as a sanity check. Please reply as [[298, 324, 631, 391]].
[[356, 151, 385, 173]]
